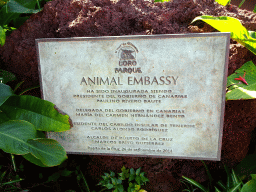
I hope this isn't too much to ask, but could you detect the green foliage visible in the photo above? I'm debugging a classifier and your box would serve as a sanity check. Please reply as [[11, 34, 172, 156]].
[[0, 162, 24, 191], [215, 0, 230, 6], [98, 166, 149, 192], [181, 161, 256, 192], [0, 71, 71, 167], [154, 0, 170, 2], [192, 16, 256, 56], [0, 0, 51, 46], [226, 61, 256, 100], [234, 154, 256, 180]]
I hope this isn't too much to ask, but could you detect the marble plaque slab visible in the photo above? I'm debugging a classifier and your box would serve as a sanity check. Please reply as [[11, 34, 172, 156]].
[[36, 33, 230, 160]]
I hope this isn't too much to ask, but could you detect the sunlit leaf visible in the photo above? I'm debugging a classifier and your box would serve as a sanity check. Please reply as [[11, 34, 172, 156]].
[[0, 25, 5, 46], [226, 61, 256, 100], [215, 0, 230, 6], [192, 16, 256, 56]]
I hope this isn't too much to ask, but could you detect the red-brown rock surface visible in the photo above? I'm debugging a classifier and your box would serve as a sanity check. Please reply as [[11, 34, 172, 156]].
[[1, 0, 256, 191]]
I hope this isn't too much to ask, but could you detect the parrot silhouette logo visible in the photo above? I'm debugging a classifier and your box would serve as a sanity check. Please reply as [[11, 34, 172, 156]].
[[120, 49, 135, 60]]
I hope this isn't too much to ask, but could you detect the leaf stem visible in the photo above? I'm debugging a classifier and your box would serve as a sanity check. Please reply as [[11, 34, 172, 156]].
[[11, 154, 16, 172]]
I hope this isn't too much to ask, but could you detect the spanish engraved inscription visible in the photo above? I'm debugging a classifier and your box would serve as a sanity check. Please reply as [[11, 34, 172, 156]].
[[36, 33, 229, 160]]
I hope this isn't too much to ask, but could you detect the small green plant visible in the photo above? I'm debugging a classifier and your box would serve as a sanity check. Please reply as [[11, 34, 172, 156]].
[[98, 166, 149, 192], [181, 161, 256, 192], [0, 69, 72, 167], [0, 163, 24, 191]]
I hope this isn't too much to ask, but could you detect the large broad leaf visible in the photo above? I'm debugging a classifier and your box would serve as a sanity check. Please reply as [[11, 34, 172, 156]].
[[0, 0, 41, 25], [0, 95, 72, 131], [23, 153, 47, 167], [191, 16, 256, 56], [0, 83, 15, 106], [0, 120, 36, 154], [215, 0, 230, 6], [0, 69, 16, 84], [23, 138, 67, 167], [6, 0, 42, 13], [0, 25, 5, 46], [226, 61, 256, 100], [241, 174, 256, 192]]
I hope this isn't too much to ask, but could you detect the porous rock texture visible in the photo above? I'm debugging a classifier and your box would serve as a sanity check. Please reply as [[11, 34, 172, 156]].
[[1, 0, 256, 191]]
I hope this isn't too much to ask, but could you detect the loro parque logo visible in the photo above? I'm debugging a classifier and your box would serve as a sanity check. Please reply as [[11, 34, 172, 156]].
[[115, 42, 142, 74]]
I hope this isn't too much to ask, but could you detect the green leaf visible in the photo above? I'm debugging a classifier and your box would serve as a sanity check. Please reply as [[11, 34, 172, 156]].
[[105, 183, 114, 189], [0, 69, 16, 84], [241, 177, 256, 192], [224, 165, 232, 190], [0, 120, 36, 154], [254, 5, 256, 13], [136, 168, 141, 175], [154, 0, 170, 2], [140, 176, 149, 183], [229, 182, 242, 192], [215, 186, 221, 192], [0, 25, 5, 46], [217, 181, 227, 190], [0, 95, 72, 131], [22, 153, 48, 167], [251, 174, 256, 180], [215, 0, 230, 6], [191, 16, 256, 56], [0, 83, 15, 106], [0, 6, 20, 25], [6, 0, 42, 13], [135, 175, 142, 185], [234, 154, 256, 180], [182, 176, 208, 192], [226, 61, 256, 100], [238, 0, 246, 8], [116, 184, 124, 192], [26, 138, 67, 167]]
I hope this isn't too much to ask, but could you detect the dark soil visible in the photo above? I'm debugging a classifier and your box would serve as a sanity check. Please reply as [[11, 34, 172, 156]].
[[1, 0, 256, 191]]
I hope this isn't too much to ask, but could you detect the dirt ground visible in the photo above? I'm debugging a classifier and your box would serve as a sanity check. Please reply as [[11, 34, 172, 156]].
[[1, 0, 256, 191]]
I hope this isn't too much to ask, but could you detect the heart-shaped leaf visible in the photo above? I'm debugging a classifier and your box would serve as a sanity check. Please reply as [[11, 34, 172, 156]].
[[226, 61, 256, 100], [0, 95, 72, 131]]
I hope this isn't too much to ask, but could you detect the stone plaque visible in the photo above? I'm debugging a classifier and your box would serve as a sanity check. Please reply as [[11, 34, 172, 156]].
[[36, 33, 229, 160]]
